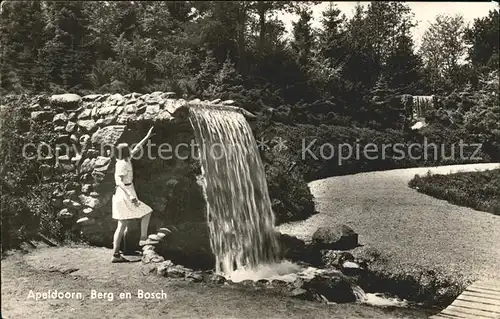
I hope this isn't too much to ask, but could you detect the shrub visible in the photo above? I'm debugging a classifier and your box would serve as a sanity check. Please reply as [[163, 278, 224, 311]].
[[262, 146, 315, 225], [0, 97, 80, 251], [409, 168, 500, 216]]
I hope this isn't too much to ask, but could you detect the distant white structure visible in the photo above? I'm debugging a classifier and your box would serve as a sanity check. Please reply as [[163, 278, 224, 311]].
[[412, 96, 434, 119], [411, 120, 426, 130]]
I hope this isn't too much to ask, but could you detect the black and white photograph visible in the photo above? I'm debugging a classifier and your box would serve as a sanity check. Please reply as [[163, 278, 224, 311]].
[[1, 1, 499, 318]]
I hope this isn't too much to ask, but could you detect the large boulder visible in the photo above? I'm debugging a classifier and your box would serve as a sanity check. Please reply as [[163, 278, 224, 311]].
[[302, 271, 357, 303], [312, 225, 358, 250], [91, 125, 125, 147], [50, 93, 81, 109], [278, 233, 321, 265]]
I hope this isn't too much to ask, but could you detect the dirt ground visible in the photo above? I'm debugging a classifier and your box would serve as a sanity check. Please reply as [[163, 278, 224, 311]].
[[1, 245, 432, 319]]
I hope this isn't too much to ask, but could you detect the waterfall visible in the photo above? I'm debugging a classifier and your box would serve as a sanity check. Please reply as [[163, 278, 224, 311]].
[[412, 96, 434, 118], [188, 106, 281, 276]]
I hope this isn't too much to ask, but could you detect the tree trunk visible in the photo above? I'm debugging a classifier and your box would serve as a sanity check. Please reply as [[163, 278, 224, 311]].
[[258, 2, 266, 54], [236, 4, 247, 74]]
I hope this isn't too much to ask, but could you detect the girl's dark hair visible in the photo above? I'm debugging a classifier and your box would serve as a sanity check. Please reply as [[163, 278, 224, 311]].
[[116, 145, 131, 159]]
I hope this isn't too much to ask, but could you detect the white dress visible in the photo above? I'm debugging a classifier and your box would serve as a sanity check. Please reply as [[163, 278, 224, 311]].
[[112, 158, 152, 220]]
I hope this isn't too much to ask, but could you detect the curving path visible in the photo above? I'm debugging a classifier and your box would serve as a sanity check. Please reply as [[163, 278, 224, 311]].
[[278, 163, 500, 282]]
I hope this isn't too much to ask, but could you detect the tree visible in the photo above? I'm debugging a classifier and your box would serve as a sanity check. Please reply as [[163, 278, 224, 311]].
[[39, 2, 93, 91], [368, 75, 403, 129], [464, 9, 499, 71], [291, 9, 314, 67], [0, 1, 47, 92], [318, 3, 347, 65], [365, 2, 415, 66], [420, 14, 467, 93], [384, 31, 423, 94]]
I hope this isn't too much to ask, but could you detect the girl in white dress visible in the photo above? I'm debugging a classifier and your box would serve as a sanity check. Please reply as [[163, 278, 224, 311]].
[[112, 126, 158, 262]]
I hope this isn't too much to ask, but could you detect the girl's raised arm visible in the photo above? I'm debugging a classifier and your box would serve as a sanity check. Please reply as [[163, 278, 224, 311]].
[[131, 126, 155, 157]]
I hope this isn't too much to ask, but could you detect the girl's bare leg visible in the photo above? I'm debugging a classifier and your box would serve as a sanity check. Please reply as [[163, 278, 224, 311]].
[[113, 220, 127, 256], [123, 225, 128, 253], [140, 212, 152, 241]]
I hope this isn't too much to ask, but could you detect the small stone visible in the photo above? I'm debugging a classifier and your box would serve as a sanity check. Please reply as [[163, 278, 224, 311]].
[[125, 105, 136, 113], [211, 99, 221, 104], [148, 234, 162, 241], [166, 265, 188, 278], [147, 104, 161, 114], [82, 207, 93, 215], [89, 191, 99, 198], [66, 121, 77, 133], [31, 111, 53, 121], [136, 106, 147, 115], [82, 94, 101, 101], [158, 227, 172, 235], [91, 106, 98, 118], [189, 98, 201, 104], [58, 208, 74, 219], [187, 272, 204, 283], [78, 108, 92, 119], [76, 217, 95, 226], [142, 245, 156, 252], [77, 120, 97, 133], [97, 105, 117, 116], [96, 94, 109, 102], [156, 260, 174, 276], [157, 110, 173, 121], [52, 189, 65, 198], [53, 113, 68, 124], [222, 100, 235, 105], [163, 92, 176, 98], [78, 194, 102, 209], [93, 157, 111, 173], [65, 190, 78, 198], [312, 225, 358, 250], [80, 158, 96, 174], [156, 233, 166, 240], [142, 250, 164, 264], [54, 126, 65, 132], [117, 113, 138, 124], [209, 274, 226, 284], [96, 115, 117, 127], [287, 288, 309, 299], [79, 134, 91, 146], [63, 199, 82, 209], [81, 184, 92, 194], [109, 93, 123, 101]]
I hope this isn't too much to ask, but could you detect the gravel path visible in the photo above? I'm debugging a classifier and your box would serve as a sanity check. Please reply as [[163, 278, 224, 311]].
[[278, 163, 500, 283]]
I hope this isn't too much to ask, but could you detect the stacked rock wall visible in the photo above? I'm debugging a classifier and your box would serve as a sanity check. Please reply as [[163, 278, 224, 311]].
[[12, 92, 252, 261]]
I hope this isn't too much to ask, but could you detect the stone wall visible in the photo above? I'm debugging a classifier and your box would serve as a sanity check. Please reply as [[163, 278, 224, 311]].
[[21, 92, 253, 263]]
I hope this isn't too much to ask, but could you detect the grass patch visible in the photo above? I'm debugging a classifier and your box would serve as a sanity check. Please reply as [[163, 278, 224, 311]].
[[409, 168, 500, 215]]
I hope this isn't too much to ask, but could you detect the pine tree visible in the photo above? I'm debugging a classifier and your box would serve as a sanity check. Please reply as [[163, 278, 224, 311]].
[[369, 75, 403, 129], [0, 1, 47, 92], [291, 9, 314, 68]]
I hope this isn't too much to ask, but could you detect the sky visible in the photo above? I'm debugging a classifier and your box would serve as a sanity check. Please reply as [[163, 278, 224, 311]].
[[279, 1, 500, 48]]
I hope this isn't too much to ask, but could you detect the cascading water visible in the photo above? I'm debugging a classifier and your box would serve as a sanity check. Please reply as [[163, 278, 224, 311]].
[[188, 106, 281, 276], [412, 95, 434, 118], [187, 105, 411, 310]]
